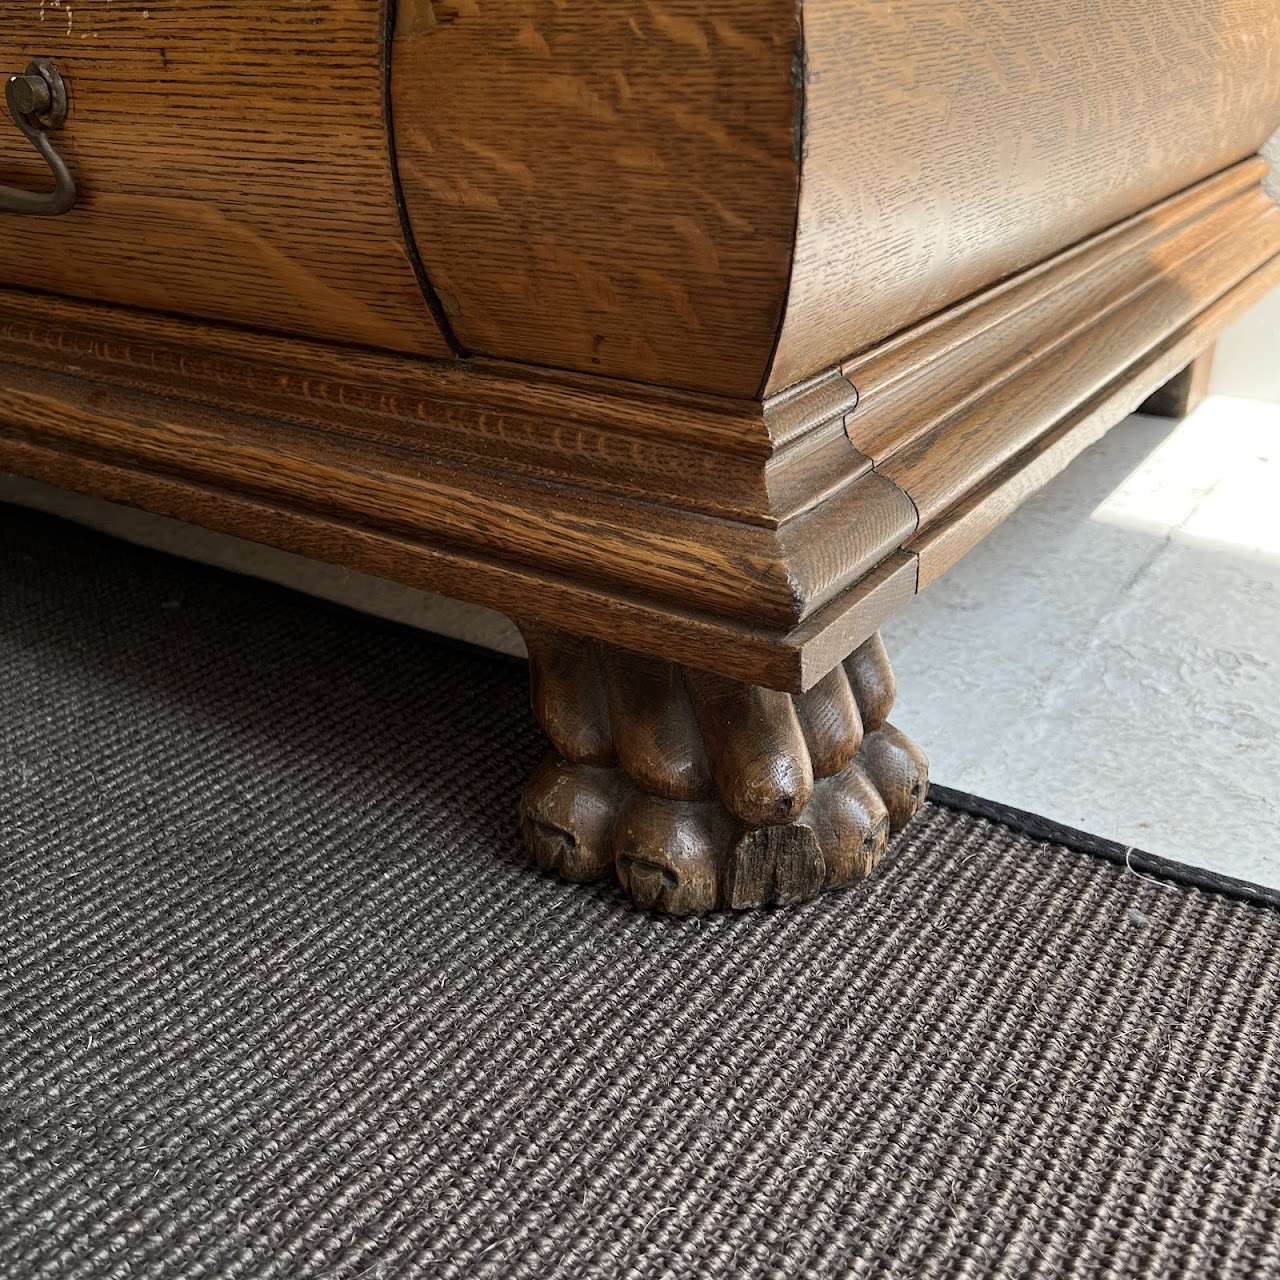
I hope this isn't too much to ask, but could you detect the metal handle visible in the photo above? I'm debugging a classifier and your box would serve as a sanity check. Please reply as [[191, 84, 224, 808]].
[[1, 58, 76, 216]]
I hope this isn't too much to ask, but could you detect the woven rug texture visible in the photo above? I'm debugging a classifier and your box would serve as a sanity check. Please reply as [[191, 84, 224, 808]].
[[3, 502, 1280, 1280]]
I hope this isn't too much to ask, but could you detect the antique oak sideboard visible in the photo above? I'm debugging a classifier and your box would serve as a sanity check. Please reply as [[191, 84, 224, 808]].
[[2, 2, 1278, 912]]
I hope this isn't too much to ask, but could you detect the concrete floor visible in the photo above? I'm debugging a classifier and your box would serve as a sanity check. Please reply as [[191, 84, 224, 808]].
[[880, 292, 1280, 886], [883, 393, 1280, 887]]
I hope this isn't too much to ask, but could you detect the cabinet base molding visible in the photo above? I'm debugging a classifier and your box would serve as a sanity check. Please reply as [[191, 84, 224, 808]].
[[0, 161, 1275, 696], [517, 624, 926, 913]]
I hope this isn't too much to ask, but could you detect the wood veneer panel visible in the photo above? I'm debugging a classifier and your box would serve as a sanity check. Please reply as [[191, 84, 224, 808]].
[[767, 0, 1280, 392], [0, 0, 448, 356], [390, 0, 798, 396]]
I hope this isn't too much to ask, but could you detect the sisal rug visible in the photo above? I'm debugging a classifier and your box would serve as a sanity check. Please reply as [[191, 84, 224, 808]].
[[3, 501, 1280, 1280]]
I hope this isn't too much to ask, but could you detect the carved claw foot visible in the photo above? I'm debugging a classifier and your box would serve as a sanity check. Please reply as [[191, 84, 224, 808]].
[[516, 625, 928, 914]]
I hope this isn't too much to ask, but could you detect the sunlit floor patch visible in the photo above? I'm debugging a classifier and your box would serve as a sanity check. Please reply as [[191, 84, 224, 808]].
[[886, 394, 1280, 888]]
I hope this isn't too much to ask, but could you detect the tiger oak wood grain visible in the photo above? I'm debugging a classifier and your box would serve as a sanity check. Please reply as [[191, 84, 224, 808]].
[[0, 0, 449, 355], [388, 0, 1280, 396], [7, 0, 1277, 404], [391, 0, 799, 396], [880, 201, 1280, 524], [0, 364, 811, 627], [0, 337, 919, 632], [907, 248, 1280, 590], [0, 287, 856, 526], [766, 0, 1280, 392], [842, 162, 1268, 465], [0, 431, 848, 690]]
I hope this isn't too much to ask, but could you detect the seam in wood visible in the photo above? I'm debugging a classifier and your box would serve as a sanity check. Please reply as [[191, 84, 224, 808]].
[[382, 0, 468, 357], [755, 0, 808, 403]]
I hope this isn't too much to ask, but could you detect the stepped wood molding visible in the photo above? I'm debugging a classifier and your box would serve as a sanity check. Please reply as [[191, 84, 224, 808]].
[[2, 0, 1279, 909], [1, 160, 1276, 694]]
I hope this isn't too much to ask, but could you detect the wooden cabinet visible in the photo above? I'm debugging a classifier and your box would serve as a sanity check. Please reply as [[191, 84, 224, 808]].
[[3, 1, 1278, 910]]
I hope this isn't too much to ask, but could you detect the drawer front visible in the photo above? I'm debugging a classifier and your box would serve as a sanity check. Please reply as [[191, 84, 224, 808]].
[[390, 0, 800, 398], [388, 0, 1280, 399], [0, 0, 450, 356]]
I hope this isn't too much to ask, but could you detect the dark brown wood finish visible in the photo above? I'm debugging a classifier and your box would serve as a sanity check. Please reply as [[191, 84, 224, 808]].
[[1139, 347, 1216, 421], [519, 626, 927, 913]]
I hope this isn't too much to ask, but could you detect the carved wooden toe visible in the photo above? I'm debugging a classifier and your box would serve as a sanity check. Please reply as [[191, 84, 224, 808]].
[[515, 625, 928, 914], [613, 794, 730, 915], [519, 755, 626, 883], [807, 763, 892, 890], [859, 724, 930, 830]]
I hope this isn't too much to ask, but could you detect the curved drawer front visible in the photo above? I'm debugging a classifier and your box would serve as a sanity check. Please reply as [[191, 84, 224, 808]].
[[390, 0, 800, 398], [4, 1, 1278, 387], [0, 0, 450, 356], [767, 0, 1280, 392]]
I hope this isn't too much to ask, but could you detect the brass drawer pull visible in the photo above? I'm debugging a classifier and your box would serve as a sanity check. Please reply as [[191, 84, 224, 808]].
[[2, 59, 76, 217]]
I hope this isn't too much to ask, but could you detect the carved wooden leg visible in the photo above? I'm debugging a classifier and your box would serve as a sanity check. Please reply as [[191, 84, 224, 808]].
[[1138, 344, 1215, 420], [516, 624, 928, 914]]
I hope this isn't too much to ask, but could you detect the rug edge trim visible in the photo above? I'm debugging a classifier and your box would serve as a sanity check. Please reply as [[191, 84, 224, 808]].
[[928, 784, 1280, 912]]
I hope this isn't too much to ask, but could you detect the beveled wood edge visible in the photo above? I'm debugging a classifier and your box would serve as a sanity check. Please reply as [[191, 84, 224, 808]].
[[0, 285, 871, 530], [0, 157, 1275, 694], [0, 430, 833, 689], [908, 248, 1280, 589], [844, 159, 1271, 465], [841, 158, 1267, 419], [0, 349, 911, 636], [880, 197, 1280, 523]]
